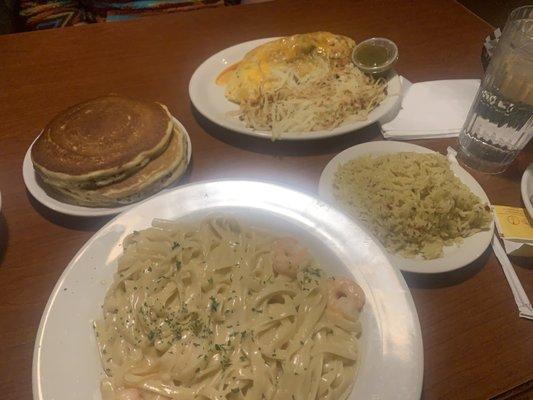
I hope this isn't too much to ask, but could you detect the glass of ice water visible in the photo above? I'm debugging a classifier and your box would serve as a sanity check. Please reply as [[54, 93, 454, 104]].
[[457, 6, 533, 173]]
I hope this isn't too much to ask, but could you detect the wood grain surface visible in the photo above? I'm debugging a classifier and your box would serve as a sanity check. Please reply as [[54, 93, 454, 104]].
[[0, 0, 531, 399]]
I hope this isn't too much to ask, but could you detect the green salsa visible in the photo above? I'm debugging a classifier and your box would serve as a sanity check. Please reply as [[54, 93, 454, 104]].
[[354, 44, 390, 67]]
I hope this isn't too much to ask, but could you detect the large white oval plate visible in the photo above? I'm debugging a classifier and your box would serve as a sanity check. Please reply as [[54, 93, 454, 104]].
[[319, 141, 494, 274], [521, 163, 533, 220], [33, 181, 423, 400], [189, 38, 402, 140], [22, 117, 192, 217]]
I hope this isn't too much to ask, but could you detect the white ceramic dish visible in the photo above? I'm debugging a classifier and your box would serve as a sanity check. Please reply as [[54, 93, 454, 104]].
[[22, 117, 192, 217], [521, 164, 533, 220], [189, 38, 402, 140], [33, 181, 423, 400], [318, 141, 494, 274]]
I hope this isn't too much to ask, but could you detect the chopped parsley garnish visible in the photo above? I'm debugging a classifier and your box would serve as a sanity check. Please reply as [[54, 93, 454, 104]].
[[306, 267, 322, 277], [189, 314, 203, 336], [210, 296, 219, 312], [221, 354, 231, 370], [174, 326, 182, 340]]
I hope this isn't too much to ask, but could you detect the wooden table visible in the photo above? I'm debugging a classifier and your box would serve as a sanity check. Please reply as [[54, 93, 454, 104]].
[[0, 0, 531, 399]]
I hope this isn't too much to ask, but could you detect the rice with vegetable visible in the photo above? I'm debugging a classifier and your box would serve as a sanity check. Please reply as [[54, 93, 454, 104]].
[[332, 152, 492, 259]]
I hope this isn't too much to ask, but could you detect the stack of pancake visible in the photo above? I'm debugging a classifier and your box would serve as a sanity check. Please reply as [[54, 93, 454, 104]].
[[31, 95, 189, 207]]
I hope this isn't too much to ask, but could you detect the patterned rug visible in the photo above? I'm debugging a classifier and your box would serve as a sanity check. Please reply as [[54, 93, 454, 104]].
[[19, 0, 240, 31]]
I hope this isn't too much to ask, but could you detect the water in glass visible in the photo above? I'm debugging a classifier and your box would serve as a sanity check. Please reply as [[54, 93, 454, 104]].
[[458, 7, 533, 173]]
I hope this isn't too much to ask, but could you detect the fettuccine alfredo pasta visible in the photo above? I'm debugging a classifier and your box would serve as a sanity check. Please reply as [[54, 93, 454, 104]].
[[95, 216, 365, 400]]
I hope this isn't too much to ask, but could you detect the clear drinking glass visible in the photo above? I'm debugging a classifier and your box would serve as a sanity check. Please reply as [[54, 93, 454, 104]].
[[457, 6, 533, 173]]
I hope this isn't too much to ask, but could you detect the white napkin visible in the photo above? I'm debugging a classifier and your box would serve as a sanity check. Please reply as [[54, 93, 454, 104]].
[[381, 79, 480, 140]]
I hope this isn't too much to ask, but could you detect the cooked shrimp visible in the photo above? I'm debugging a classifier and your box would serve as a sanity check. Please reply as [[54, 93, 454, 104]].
[[271, 237, 311, 277], [327, 277, 365, 321]]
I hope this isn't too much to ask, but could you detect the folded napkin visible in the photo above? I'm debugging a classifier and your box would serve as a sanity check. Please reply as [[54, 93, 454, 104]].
[[381, 79, 480, 140]]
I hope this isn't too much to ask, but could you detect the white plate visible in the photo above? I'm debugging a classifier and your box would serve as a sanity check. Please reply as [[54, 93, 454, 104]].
[[33, 181, 423, 400], [189, 38, 402, 140], [22, 117, 192, 217], [318, 141, 494, 274], [521, 164, 533, 220]]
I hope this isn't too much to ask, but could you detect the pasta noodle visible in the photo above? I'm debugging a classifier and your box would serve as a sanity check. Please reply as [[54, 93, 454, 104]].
[[237, 60, 387, 139], [95, 216, 365, 400], [332, 153, 492, 259]]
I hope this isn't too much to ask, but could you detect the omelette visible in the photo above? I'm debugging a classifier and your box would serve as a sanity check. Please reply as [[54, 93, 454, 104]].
[[218, 32, 356, 104]]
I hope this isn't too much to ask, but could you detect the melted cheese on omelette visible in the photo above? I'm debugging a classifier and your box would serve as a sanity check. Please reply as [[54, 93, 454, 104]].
[[220, 32, 355, 104]]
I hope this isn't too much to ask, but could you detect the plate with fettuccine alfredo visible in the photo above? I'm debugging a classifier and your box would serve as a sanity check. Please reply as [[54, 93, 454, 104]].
[[33, 181, 422, 400]]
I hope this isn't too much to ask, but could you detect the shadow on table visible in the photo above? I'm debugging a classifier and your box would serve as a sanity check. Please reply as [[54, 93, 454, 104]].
[[24, 162, 194, 232], [490, 378, 533, 399], [26, 189, 113, 231], [513, 256, 533, 270], [0, 214, 8, 267], [191, 104, 382, 157], [403, 246, 491, 289]]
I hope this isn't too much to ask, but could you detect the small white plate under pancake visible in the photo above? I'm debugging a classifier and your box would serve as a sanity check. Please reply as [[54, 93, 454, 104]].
[[318, 141, 494, 274], [22, 116, 192, 217]]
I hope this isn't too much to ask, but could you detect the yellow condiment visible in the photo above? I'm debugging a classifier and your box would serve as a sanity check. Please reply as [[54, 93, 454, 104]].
[[493, 205, 533, 240]]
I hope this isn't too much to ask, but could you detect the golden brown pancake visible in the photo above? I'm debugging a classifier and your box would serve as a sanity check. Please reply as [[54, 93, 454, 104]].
[[31, 95, 173, 188], [45, 124, 189, 207]]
